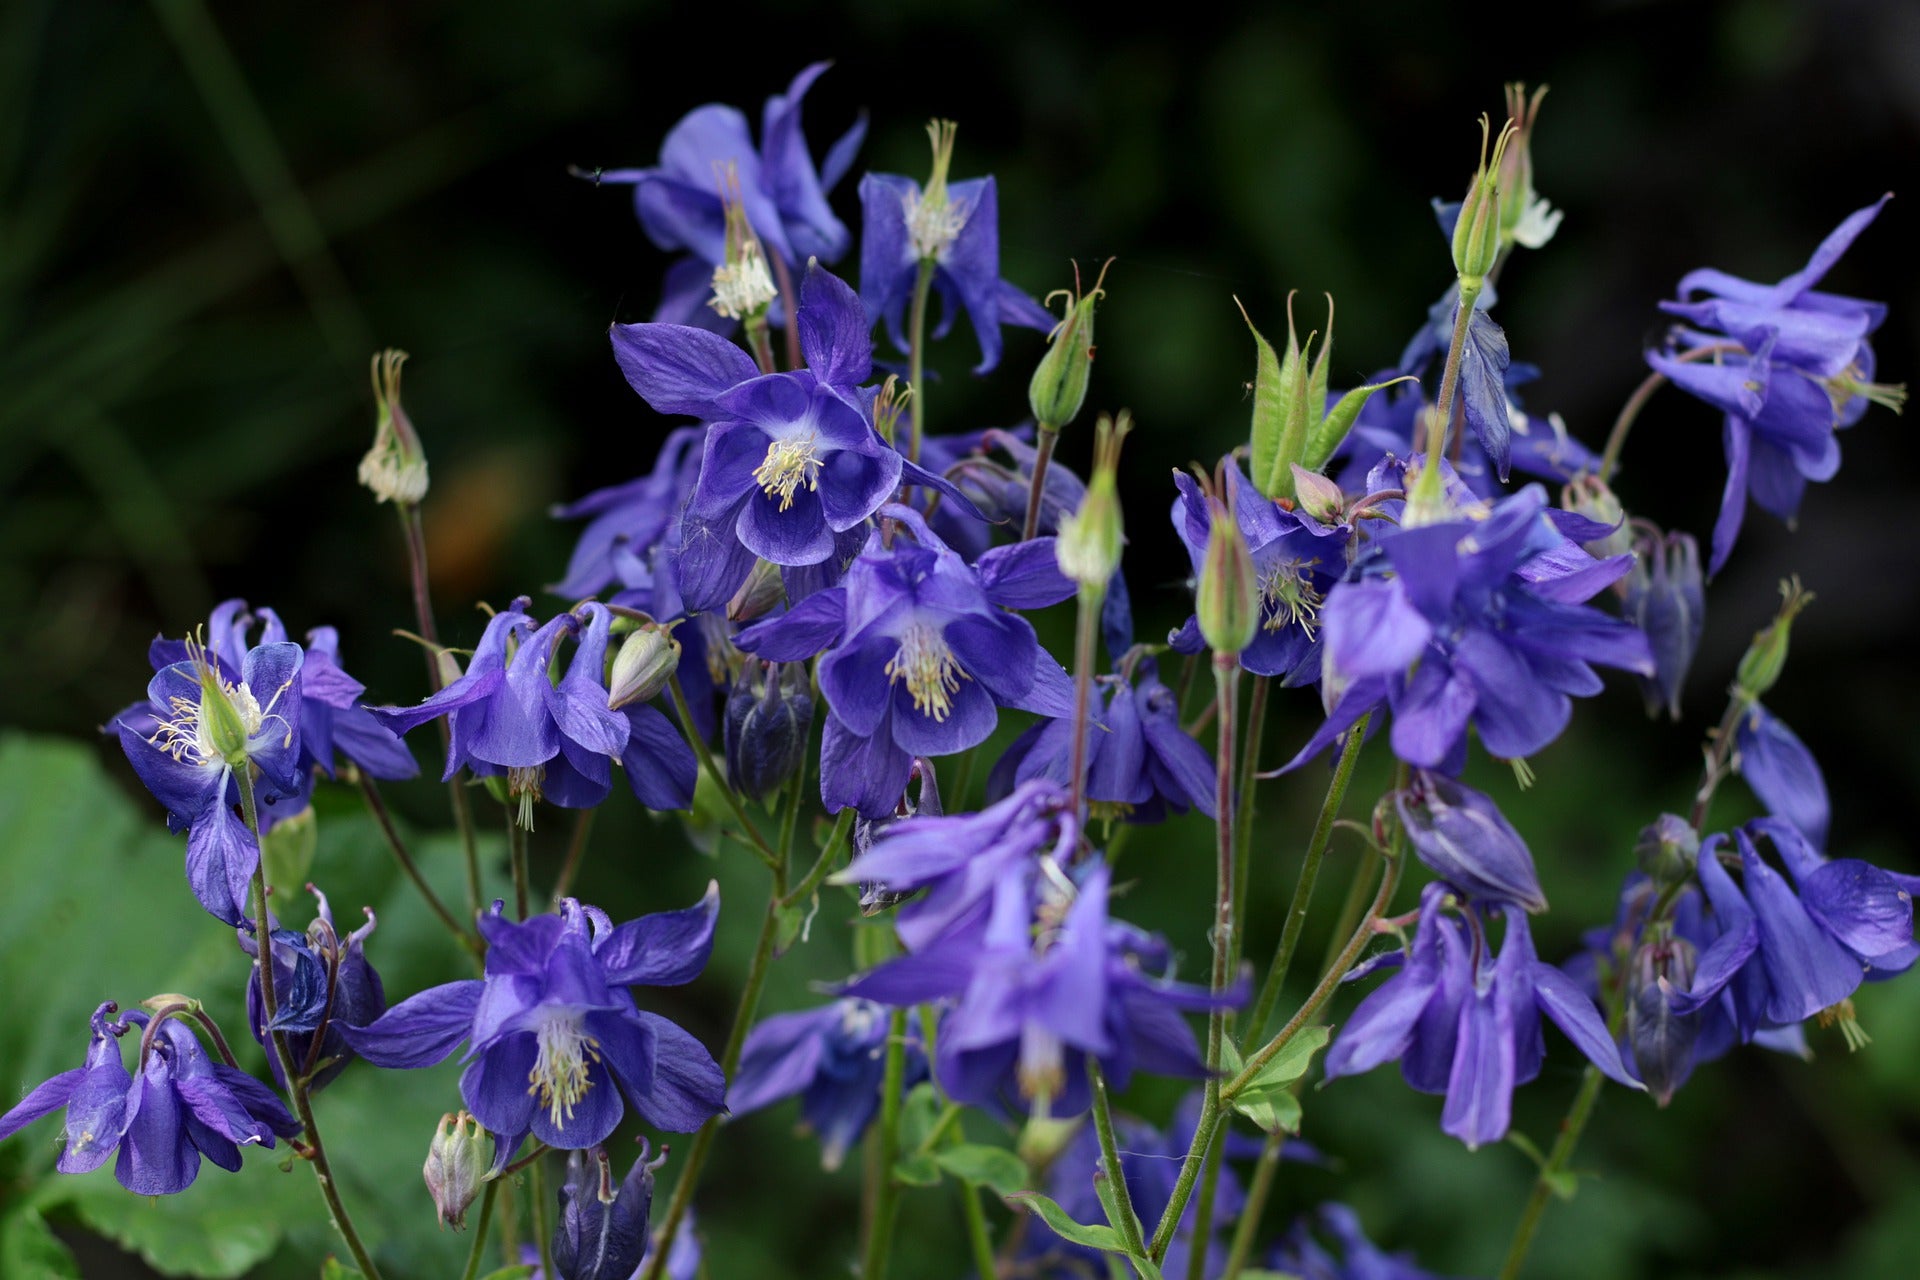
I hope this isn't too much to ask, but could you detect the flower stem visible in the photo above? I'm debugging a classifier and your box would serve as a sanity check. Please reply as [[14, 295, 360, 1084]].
[[1245, 712, 1370, 1039], [668, 673, 779, 868], [551, 806, 595, 904], [782, 809, 855, 909], [1425, 281, 1483, 462], [1691, 689, 1751, 835], [959, 1177, 1000, 1280], [1228, 675, 1271, 979], [1222, 1130, 1284, 1280], [860, 1006, 912, 1280], [187, 1006, 242, 1069], [1184, 1125, 1226, 1280], [1066, 584, 1104, 823], [907, 258, 935, 464], [237, 771, 385, 1280], [1022, 425, 1060, 541], [769, 252, 802, 371], [359, 774, 478, 961], [1598, 341, 1745, 482], [1088, 1057, 1148, 1260], [532, 1156, 556, 1280], [506, 808, 530, 921], [1496, 1064, 1604, 1280], [458, 1179, 499, 1280]]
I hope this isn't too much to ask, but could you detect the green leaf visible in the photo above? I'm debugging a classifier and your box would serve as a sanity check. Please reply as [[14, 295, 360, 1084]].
[[896, 1082, 942, 1153], [1223, 1029, 1328, 1134], [475, 1268, 536, 1280], [1301, 376, 1417, 472], [933, 1144, 1029, 1196], [1239, 1271, 1306, 1280], [0, 1207, 80, 1280], [1090, 1174, 1161, 1279], [319, 1259, 362, 1279], [1239, 302, 1288, 500], [893, 1152, 942, 1187], [1006, 1192, 1125, 1252], [37, 1157, 308, 1279]]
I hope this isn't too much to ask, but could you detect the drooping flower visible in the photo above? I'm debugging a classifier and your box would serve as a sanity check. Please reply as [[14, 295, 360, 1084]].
[[1268, 1202, 1459, 1280], [115, 634, 304, 923], [1649, 196, 1901, 573], [857, 123, 1053, 374], [728, 997, 928, 1170], [343, 891, 726, 1151], [0, 1003, 299, 1195], [551, 1140, 667, 1280], [1324, 884, 1641, 1148], [1396, 770, 1546, 913], [736, 505, 1075, 818], [1733, 702, 1831, 852], [241, 887, 386, 1092], [1623, 529, 1705, 720], [595, 62, 866, 327], [723, 659, 813, 806]]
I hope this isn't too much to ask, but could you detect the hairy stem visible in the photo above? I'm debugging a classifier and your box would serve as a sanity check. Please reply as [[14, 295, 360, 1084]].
[[1425, 281, 1483, 462], [1222, 1131, 1284, 1280], [458, 1180, 499, 1280]]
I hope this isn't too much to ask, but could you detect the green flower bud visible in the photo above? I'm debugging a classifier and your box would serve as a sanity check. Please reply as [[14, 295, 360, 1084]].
[[727, 558, 788, 625], [1028, 259, 1111, 430], [1196, 492, 1258, 657], [1055, 411, 1131, 588], [1736, 577, 1814, 703], [608, 624, 682, 711], [261, 805, 318, 898], [1497, 83, 1562, 250], [1634, 813, 1699, 889], [192, 642, 261, 767], [423, 1111, 489, 1230], [359, 350, 430, 506], [1450, 116, 1517, 286]]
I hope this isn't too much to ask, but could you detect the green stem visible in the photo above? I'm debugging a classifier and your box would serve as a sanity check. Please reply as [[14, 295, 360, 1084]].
[[507, 809, 530, 921], [1222, 1131, 1283, 1280], [1087, 1058, 1148, 1259], [1183, 1125, 1226, 1280], [959, 1178, 999, 1280], [783, 809, 855, 910], [907, 259, 935, 463], [532, 1157, 556, 1280], [668, 673, 778, 867], [1228, 675, 1270, 979], [1067, 584, 1104, 824], [1496, 1065, 1604, 1280], [860, 1007, 912, 1280], [551, 807, 595, 905], [769, 252, 802, 371], [1022, 425, 1060, 541], [1245, 712, 1369, 1039], [458, 1180, 498, 1280], [358, 774, 478, 962], [237, 772, 384, 1280], [1425, 280, 1483, 463]]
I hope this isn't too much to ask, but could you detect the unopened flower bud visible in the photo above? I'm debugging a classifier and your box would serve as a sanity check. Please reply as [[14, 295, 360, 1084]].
[[1290, 465, 1346, 524], [1450, 116, 1517, 286], [1396, 771, 1547, 913], [727, 558, 787, 625], [1562, 474, 1632, 562], [423, 1111, 488, 1229], [1735, 577, 1813, 704], [1634, 813, 1699, 889], [1626, 937, 1700, 1107], [140, 993, 201, 1014], [724, 661, 813, 807], [359, 349, 429, 505], [1195, 495, 1258, 657], [1029, 259, 1110, 430], [1625, 530, 1704, 720], [608, 625, 681, 711], [1055, 411, 1130, 589], [261, 805, 318, 897]]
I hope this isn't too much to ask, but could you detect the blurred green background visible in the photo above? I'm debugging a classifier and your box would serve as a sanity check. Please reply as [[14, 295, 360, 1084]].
[[2, 0, 1918, 1276]]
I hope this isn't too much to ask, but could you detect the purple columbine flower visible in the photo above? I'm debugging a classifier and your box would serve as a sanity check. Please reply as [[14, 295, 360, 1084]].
[[342, 891, 725, 1151], [242, 887, 385, 1092], [857, 138, 1053, 374], [1733, 702, 1831, 852], [550, 426, 705, 604], [737, 505, 1075, 818], [1268, 1202, 1458, 1280], [1324, 884, 1641, 1148], [115, 635, 304, 924], [1169, 460, 1353, 684], [842, 859, 1235, 1115], [988, 658, 1217, 825], [1623, 529, 1705, 720], [376, 600, 695, 825], [1287, 479, 1654, 775], [548, 1140, 668, 1280], [1649, 196, 1898, 573], [595, 62, 865, 328], [0, 1003, 299, 1195], [728, 997, 928, 1170], [1396, 771, 1546, 914]]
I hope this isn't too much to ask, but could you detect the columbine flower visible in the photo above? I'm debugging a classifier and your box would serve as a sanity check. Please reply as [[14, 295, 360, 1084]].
[[343, 891, 726, 1150], [1268, 1202, 1458, 1280], [1396, 771, 1546, 913], [736, 506, 1075, 818], [857, 123, 1053, 374], [728, 998, 928, 1170], [1324, 884, 1640, 1149], [115, 633, 304, 923], [241, 887, 386, 1092], [1623, 529, 1705, 720], [1285, 481, 1653, 774], [1648, 196, 1901, 573], [551, 1141, 667, 1280], [595, 62, 865, 327], [1733, 702, 1830, 852], [0, 1003, 299, 1195], [551, 426, 706, 604]]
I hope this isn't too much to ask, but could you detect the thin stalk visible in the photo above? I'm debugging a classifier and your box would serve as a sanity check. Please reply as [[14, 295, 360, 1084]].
[[1496, 1064, 1604, 1280], [532, 1158, 556, 1280], [770, 252, 802, 371], [668, 674, 778, 867], [1425, 281, 1483, 461], [458, 1180, 499, 1280], [359, 774, 477, 960], [1183, 1126, 1226, 1280], [1318, 843, 1379, 979], [860, 1007, 913, 1280], [238, 772, 384, 1280], [1022, 425, 1060, 540], [959, 1179, 999, 1280], [1088, 1058, 1148, 1259], [1691, 691, 1751, 835], [783, 809, 856, 910], [551, 807, 596, 904], [1246, 713, 1370, 1039], [187, 1007, 241, 1069], [1066, 585, 1104, 823], [1222, 1131, 1283, 1280], [744, 319, 776, 375], [507, 810, 530, 921], [1598, 342, 1745, 481], [1228, 675, 1271, 978], [907, 259, 935, 463]]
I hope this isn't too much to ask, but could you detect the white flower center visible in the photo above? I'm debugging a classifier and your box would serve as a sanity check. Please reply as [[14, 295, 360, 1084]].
[[149, 669, 264, 767], [527, 1011, 601, 1130], [904, 189, 970, 262], [708, 243, 778, 321], [885, 623, 969, 722], [753, 433, 824, 512]]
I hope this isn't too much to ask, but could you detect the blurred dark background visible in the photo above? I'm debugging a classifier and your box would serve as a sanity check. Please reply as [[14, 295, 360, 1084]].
[[3, 0, 1919, 1276]]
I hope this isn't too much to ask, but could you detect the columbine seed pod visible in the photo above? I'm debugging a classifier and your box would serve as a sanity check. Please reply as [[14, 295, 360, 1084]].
[[608, 625, 681, 711], [423, 1111, 488, 1230], [1634, 813, 1700, 889], [1029, 259, 1110, 430], [1195, 493, 1258, 657], [1735, 577, 1813, 703], [1450, 116, 1516, 286]]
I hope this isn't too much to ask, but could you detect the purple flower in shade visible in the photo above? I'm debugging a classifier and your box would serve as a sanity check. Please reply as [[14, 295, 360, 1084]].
[[551, 1141, 665, 1280], [1168, 460, 1353, 684], [376, 600, 695, 825], [0, 1003, 299, 1195], [241, 888, 386, 1092], [1733, 702, 1831, 852], [1286, 481, 1654, 775], [550, 426, 705, 604], [736, 505, 1075, 818], [1269, 1203, 1457, 1280], [594, 62, 866, 328], [1678, 818, 1917, 1039], [988, 658, 1217, 825], [857, 145, 1053, 375], [1324, 884, 1641, 1148], [343, 891, 726, 1151], [1648, 196, 1898, 574], [114, 636, 304, 924], [842, 859, 1236, 1116], [1623, 529, 1705, 720], [728, 997, 928, 1170], [1395, 771, 1547, 913]]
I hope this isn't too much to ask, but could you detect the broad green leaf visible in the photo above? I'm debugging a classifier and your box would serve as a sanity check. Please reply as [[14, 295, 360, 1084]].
[[896, 1082, 942, 1153], [933, 1144, 1029, 1196], [1301, 377, 1417, 473], [36, 1157, 308, 1279], [893, 1152, 941, 1187], [476, 1268, 536, 1280], [1006, 1192, 1125, 1252], [1223, 1029, 1328, 1134], [0, 1206, 80, 1280]]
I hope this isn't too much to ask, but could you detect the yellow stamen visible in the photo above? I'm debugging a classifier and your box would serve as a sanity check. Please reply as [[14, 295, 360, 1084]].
[[885, 623, 969, 722], [1261, 560, 1324, 638], [752, 433, 824, 512], [527, 1013, 601, 1129]]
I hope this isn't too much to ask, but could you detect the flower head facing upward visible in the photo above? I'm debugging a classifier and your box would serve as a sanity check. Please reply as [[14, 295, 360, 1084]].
[[343, 889, 725, 1151]]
